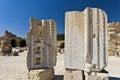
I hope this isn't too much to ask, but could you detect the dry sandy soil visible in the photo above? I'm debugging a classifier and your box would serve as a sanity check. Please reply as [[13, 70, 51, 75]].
[[0, 50, 120, 80], [106, 56, 120, 80]]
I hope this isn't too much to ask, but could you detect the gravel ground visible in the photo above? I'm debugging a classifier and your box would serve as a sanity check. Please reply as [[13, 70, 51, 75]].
[[0, 51, 120, 80], [0, 51, 28, 80], [107, 56, 120, 80]]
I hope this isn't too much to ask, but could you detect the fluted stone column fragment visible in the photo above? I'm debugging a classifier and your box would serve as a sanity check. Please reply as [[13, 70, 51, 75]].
[[65, 7, 108, 80], [84, 8, 108, 72]]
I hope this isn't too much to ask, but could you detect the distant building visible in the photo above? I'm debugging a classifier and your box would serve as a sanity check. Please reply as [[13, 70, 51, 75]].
[[0, 30, 26, 47]]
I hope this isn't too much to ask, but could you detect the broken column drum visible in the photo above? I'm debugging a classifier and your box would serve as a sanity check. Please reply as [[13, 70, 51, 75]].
[[65, 7, 108, 73], [27, 18, 57, 70]]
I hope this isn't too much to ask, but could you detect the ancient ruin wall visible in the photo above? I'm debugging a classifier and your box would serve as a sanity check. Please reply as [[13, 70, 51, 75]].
[[108, 22, 120, 56], [27, 18, 57, 70]]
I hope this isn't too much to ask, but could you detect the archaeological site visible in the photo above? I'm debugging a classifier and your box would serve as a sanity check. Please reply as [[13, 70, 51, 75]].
[[26, 7, 111, 80], [0, 5, 120, 80]]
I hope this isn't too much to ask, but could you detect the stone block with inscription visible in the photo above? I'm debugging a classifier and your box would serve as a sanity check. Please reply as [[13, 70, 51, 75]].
[[65, 7, 108, 72]]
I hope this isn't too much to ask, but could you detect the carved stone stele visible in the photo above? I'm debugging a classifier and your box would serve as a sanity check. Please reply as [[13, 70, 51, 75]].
[[27, 18, 57, 70], [65, 7, 108, 72]]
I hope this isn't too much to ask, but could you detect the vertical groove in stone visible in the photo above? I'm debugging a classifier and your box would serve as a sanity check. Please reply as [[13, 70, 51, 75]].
[[103, 12, 106, 65], [86, 8, 93, 64], [97, 9, 100, 69]]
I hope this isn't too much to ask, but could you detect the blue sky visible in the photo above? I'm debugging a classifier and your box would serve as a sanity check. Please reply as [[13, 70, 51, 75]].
[[0, 0, 120, 38]]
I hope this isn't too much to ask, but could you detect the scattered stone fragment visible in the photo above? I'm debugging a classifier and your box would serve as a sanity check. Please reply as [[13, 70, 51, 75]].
[[13, 51, 19, 56]]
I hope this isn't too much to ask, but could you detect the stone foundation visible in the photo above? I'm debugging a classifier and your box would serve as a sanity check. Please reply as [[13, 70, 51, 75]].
[[85, 72, 109, 80], [28, 68, 54, 80], [64, 68, 108, 80], [0, 39, 12, 56], [64, 68, 84, 80]]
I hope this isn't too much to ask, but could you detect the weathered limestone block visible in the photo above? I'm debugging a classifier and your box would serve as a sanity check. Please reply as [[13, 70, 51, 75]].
[[84, 7, 108, 72], [27, 18, 57, 70], [28, 68, 54, 80], [65, 7, 108, 72], [64, 68, 84, 80], [85, 72, 108, 80], [65, 7, 108, 80], [65, 11, 85, 70]]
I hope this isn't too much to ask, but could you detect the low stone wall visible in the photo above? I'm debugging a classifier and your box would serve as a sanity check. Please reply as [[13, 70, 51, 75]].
[[85, 72, 108, 80]]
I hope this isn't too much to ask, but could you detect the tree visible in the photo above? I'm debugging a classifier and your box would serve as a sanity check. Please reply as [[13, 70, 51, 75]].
[[57, 34, 64, 41]]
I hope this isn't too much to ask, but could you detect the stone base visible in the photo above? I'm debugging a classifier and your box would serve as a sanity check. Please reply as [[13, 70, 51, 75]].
[[64, 68, 84, 80], [85, 72, 109, 80], [28, 68, 54, 80]]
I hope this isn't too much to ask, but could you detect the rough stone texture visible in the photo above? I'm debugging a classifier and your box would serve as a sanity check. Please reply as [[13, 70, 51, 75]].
[[27, 18, 57, 70], [65, 11, 85, 70], [64, 69, 84, 80], [28, 68, 54, 80], [65, 7, 108, 73], [108, 22, 120, 56], [85, 72, 108, 80], [65, 7, 108, 80], [0, 38, 12, 56], [84, 7, 108, 72]]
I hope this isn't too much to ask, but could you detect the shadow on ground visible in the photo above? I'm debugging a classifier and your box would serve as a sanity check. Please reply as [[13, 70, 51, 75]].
[[54, 75, 63, 80], [109, 77, 120, 80]]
